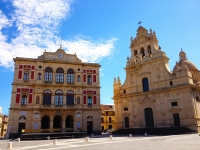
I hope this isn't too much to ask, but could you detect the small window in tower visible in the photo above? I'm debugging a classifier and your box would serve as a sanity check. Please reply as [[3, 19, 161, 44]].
[[196, 96, 200, 102], [170, 81, 173, 86], [124, 107, 128, 111], [78, 68, 80, 71], [124, 90, 126, 94], [39, 66, 42, 69], [171, 102, 178, 106]]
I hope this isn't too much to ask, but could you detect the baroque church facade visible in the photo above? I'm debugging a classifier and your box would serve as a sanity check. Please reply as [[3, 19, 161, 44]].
[[8, 47, 101, 138], [113, 26, 200, 132]]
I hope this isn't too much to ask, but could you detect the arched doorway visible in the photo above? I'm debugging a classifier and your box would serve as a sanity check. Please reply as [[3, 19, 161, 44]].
[[41, 115, 50, 129], [66, 115, 73, 131], [53, 115, 62, 129], [144, 108, 154, 127]]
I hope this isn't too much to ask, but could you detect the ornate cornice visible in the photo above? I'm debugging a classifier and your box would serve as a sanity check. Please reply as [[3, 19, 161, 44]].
[[14, 58, 100, 67]]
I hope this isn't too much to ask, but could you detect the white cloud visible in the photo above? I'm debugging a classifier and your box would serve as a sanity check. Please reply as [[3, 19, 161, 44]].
[[0, 0, 116, 70]]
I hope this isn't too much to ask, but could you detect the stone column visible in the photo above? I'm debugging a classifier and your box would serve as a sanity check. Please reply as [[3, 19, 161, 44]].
[[52, 95, 55, 106], [50, 119, 53, 130], [62, 120, 65, 132]]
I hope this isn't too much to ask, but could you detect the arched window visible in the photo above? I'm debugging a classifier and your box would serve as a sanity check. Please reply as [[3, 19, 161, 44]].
[[87, 96, 92, 106], [55, 90, 63, 106], [41, 115, 50, 129], [87, 116, 93, 119], [45, 67, 53, 82], [21, 95, 27, 105], [77, 96, 80, 104], [36, 96, 40, 104], [23, 72, 29, 80], [142, 78, 149, 92], [56, 68, 64, 83], [147, 45, 152, 58], [67, 69, 74, 83], [37, 73, 41, 80], [87, 75, 92, 84], [43, 89, 51, 105], [140, 47, 145, 60], [66, 90, 74, 105], [77, 75, 81, 82], [134, 50, 138, 56]]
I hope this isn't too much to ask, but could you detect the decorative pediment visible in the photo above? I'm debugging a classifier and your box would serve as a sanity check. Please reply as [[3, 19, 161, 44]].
[[38, 48, 82, 63], [138, 97, 155, 104], [170, 107, 182, 113], [123, 112, 131, 116]]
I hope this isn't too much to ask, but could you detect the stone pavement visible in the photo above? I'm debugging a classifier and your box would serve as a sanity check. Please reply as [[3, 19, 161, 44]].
[[0, 134, 200, 150]]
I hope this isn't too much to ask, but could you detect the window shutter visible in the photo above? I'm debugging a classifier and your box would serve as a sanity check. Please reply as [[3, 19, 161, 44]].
[[30, 89, 33, 93], [93, 75, 96, 82], [94, 96, 96, 104], [19, 65, 23, 69], [29, 94, 32, 103], [17, 88, 20, 93], [83, 96, 86, 104], [31, 71, 34, 79], [16, 94, 20, 103], [83, 74, 86, 82], [18, 70, 22, 79]]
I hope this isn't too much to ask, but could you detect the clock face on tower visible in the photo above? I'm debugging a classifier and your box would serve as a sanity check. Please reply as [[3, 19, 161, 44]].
[[58, 53, 63, 58]]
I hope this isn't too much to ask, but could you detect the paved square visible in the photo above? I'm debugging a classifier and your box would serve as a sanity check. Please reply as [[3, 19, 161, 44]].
[[0, 134, 200, 150]]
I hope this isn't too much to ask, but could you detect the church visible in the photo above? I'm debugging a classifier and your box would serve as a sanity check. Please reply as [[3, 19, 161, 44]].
[[8, 47, 101, 138], [113, 26, 200, 132]]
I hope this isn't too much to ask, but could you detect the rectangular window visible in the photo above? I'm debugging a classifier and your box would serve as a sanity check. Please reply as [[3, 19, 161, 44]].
[[34, 122, 38, 130], [109, 117, 112, 123], [76, 121, 81, 129], [23, 72, 29, 80], [101, 117, 104, 123], [171, 102, 178, 106]]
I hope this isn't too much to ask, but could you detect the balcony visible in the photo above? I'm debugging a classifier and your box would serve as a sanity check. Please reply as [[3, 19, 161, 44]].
[[87, 104, 92, 108], [21, 104, 26, 108], [66, 104, 75, 107], [56, 81, 64, 84], [41, 104, 51, 108], [44, 80, 52, 84], [23, 79, 29, 83], [67, 82, 74, 85], [55, 104, 63, 107]]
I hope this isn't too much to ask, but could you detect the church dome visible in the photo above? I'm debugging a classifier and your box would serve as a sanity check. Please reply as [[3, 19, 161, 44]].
[[180, 60, 197, 70], [173, 49, 198, 72]]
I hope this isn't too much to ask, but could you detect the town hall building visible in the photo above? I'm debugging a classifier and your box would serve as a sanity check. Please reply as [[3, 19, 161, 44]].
[[113, 26, 200, 132], [8, 46, 101, 138]]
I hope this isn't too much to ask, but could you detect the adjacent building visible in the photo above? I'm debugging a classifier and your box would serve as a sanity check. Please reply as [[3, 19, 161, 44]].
[[113, 26, 200, 132], [8, 47, 101, 138], [101, 104, 115, 131], [0, 107, 8, 138]]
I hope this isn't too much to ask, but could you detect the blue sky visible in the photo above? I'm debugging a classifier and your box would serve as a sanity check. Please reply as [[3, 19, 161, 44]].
[[0, 0, 200, 114]]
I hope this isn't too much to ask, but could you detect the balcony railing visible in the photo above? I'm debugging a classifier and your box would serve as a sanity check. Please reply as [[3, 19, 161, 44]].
[[67, 82, 74, 85], [44, 80, 52, 84]]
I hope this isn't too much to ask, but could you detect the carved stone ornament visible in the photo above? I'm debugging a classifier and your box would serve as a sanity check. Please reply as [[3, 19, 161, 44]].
[[170, 107, 182, 113], [138, 97, 155, 104], [54, 110, 62, 116], [123, 112, 130, 116]]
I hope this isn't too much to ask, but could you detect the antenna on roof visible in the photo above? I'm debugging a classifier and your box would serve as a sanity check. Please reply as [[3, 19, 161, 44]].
[[60, 35, 62, 49]]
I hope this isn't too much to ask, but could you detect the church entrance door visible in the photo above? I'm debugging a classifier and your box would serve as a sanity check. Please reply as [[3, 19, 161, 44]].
[[144, 108, 154, 127], [124, 117, 129, 128], [173, 113, 180, 127]]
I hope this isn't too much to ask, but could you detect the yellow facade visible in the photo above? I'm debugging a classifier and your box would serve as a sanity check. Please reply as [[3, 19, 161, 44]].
[[8, 48, 101, 138], [101, 105, 115, 132], [113, 26, 200, 132]]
